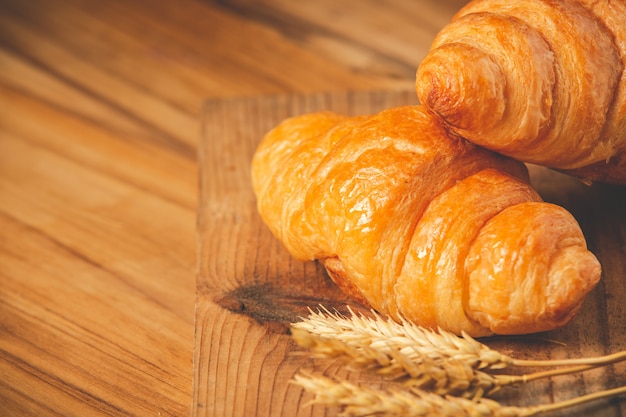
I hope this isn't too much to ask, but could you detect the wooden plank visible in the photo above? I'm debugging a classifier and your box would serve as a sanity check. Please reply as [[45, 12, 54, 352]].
[[0, 44, 196, 415], [0, 135, 193, 416], [195, 91, 417, 417], [195, 91, 626, 416]]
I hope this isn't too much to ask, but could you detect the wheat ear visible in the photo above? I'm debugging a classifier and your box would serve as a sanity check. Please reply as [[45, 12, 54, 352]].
[[292, 322, 595, 398], [294, 372, 626, 417], [292, 306, 514, 370], [293, 306, 626, 372], [292, 325, 515, 398]]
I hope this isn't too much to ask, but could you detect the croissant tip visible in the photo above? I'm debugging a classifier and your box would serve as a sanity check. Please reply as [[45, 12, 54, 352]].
[[417, 44, 506, 137]]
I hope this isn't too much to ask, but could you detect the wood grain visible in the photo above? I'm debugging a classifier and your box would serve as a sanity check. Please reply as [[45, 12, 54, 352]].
[[195, 91, 416, 417], [3, 0, 624, 415], [1, 0, 461, 414], [196, 91, 626, 417]]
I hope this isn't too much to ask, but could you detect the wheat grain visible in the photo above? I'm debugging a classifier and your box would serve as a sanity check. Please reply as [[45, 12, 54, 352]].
[[292, 326, 513, 398], [293, 372, 531, 417], [293, 306, 626, 372], [292, 306, 512, 371], [291, 306, 626, 415], [294, 372, 626, 417]]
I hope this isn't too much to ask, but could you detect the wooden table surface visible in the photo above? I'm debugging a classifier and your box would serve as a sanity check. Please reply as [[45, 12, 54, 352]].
[[0, 0, 467, 415], [2, 1, 625, 416]]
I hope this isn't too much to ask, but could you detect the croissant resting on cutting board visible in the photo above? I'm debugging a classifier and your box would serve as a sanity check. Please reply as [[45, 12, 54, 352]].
[[416, 0, 626, 184], [251, 105, 601, 336]]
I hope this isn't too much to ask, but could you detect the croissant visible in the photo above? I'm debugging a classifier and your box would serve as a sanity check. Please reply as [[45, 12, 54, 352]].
[[251, 105, 601, 336], [415, 0, 626, 184]]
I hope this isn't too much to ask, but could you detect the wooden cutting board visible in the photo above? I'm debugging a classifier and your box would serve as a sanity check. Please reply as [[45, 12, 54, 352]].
[[194, 90, 626, 417]]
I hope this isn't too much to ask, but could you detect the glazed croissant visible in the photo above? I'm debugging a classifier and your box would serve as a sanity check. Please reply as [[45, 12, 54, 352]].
[[416, 0, 626, 184], [251, 105, 601, 336]]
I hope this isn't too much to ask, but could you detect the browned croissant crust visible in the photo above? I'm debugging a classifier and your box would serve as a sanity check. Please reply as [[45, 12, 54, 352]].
[[416, 0, 626, 184], [251, 105, 601, 336]]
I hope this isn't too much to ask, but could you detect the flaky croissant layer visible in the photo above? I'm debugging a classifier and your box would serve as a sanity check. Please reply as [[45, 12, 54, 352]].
[[251, 106, 601, 336], [416, 0, 626, 184]]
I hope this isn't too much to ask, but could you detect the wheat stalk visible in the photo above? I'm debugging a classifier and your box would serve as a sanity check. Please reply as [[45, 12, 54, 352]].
[[291, 306, 626, 400], [293, 306, 626, 372], [292, 326, 513, 398], [292, 323, 590, 399], [294, 372, 626, 417], [293, 372, 510, 417], [290, 306, 626, 415], [292, 306, 514, 371]]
